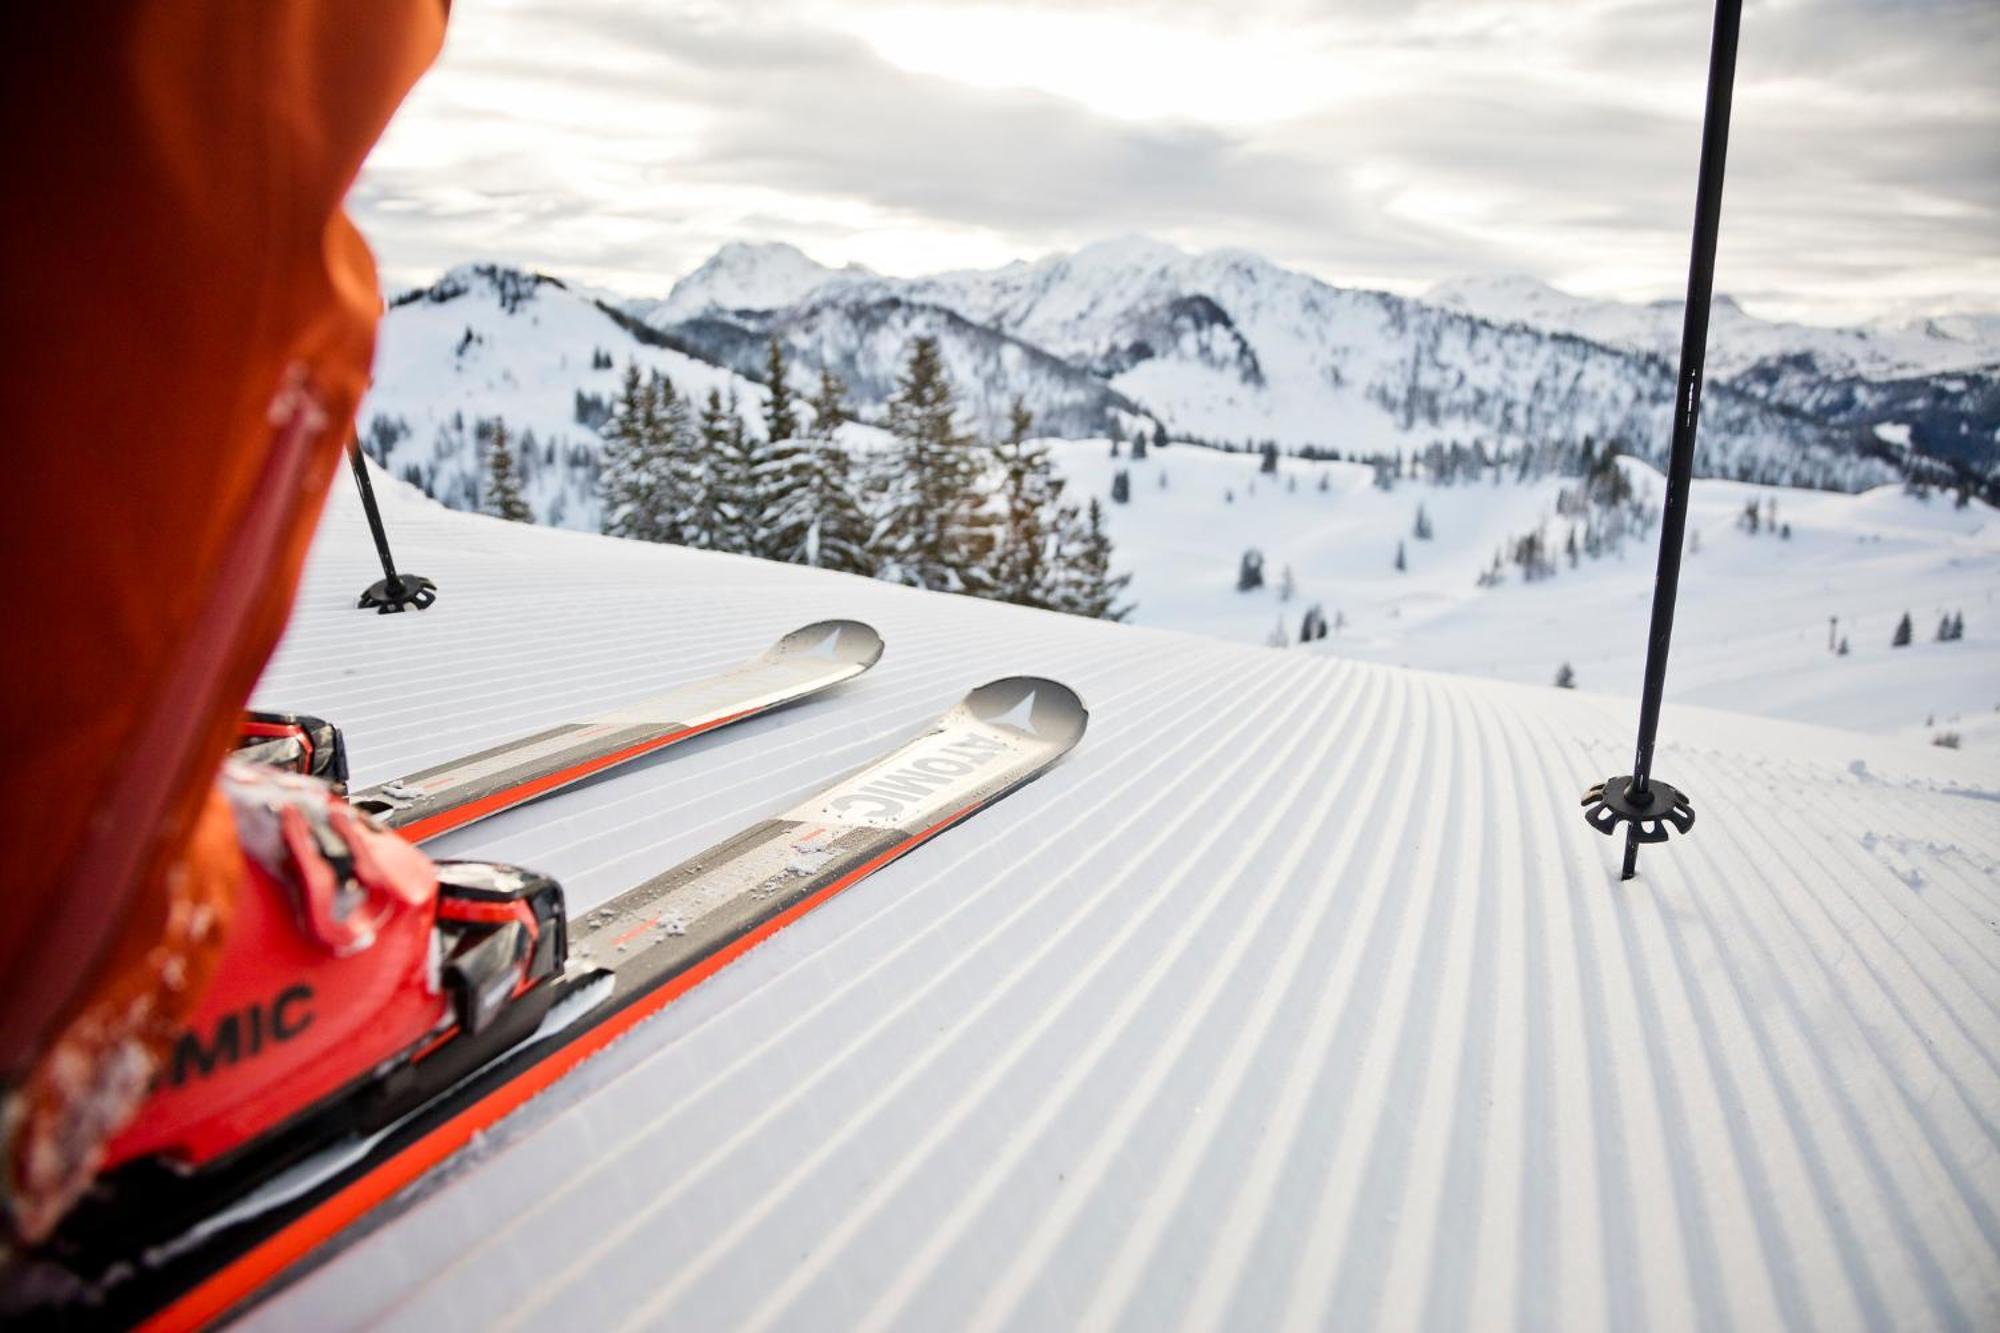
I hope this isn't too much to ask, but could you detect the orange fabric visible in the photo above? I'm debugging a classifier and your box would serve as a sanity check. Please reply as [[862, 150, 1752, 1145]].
[[0, 0, 445, 1228]]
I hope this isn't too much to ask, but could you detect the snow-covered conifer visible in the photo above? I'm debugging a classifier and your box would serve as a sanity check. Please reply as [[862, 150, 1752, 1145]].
[[1057, 498, 1130, 621], [879, 337, 993, 592], [764, 368, 870, 573], [991, 398, 1066, 608], [1237, 548, 1265, 592], [761, 337, 797, 446], [483, 419, 531, 523], [718, 391, 761, 555], [677, 388, 732, 551]]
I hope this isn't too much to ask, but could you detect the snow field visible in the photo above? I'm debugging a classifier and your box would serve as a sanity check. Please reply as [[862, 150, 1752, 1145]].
[[1058, 439, 2000, 743], [242, 477, 2000, 1331]]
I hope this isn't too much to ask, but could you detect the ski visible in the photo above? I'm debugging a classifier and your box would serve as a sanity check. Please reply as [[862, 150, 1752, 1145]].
[[21, 677, 1086, 1330], [348, 619, 884, 843]]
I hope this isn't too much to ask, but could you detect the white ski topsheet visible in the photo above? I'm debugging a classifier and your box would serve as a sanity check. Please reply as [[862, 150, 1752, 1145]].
[[351, 620, 881, 826], [586, 619, 882, 731], [244, 480, 2000, 1332], [564, 678, 1085, 973]]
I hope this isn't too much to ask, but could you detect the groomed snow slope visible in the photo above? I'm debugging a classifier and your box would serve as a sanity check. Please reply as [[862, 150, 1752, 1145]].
[[247, 473, 2000, 1331]]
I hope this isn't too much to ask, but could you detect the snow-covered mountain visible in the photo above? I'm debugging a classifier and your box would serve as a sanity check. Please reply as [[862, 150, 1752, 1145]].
[[1427, 273, 2000, 382], [634, 238, 1966, 487], [356, 240, 1998, 536], [634, 240, 875, 324], [1430, 273, 2000, 475]]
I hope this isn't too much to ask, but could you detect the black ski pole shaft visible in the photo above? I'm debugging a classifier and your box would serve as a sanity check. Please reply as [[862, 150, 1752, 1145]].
[[348, 436, 400, 584], [1621, 0, 1741, 878], [349, 436, 437, 613]]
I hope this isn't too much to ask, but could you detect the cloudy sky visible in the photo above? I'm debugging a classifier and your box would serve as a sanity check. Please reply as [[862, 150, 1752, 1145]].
[[352, 0, 1999, 325]]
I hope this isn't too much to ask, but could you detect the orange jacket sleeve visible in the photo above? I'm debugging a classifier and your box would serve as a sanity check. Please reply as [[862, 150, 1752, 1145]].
[[0, 2, 447, 1077]]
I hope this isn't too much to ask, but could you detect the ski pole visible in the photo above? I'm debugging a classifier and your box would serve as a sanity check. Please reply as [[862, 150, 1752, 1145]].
[[349, 436, 437, 613], [1582, 0, 1740, 878]]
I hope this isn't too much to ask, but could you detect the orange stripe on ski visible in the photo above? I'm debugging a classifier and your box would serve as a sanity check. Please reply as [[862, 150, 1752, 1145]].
[[138, 799, 985, 1333], [395, 707, 756, 843]]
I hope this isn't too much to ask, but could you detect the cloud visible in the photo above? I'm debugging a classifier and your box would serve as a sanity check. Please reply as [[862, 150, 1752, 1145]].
[[349, 0, 2000, 321]]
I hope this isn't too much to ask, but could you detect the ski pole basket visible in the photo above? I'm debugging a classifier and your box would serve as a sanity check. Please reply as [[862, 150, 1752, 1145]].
[[348, 436, 437, 614], [1580, 776, 1695, 844]]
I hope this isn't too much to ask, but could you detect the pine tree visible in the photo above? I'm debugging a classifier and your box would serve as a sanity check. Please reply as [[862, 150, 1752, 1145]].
[[1110, 469, 1131, 504], [650, 373, 694, 545], [1555, 662, 1576, 689], [598, 364, 650, 538], [1892, 611, 1913, 647], [1056, 498, 1130, 621], [1395, 540, 1407, 572], [600, 367, 693, 544], [1260, 442, 1278, 475], [483, 419, 532, 522], [716, 390, 762, 555], [1131, 430, 1148, 462], [758, 367, 865, 572], [880, 337, 992, 592], [991, 398, 1066, 608], [1414, 503, 1433, 540], [761, 337, 798, 447], [678, 389, 732, 550], [1237, 548, 1265, 592]]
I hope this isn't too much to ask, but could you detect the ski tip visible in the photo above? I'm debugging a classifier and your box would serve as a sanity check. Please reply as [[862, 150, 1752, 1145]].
[[963, 676, 1088, 752], [773, 619, 885, 671]]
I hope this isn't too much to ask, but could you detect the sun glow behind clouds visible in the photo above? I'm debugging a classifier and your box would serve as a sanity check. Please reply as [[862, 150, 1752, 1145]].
[[845, 5, 1342, 125]]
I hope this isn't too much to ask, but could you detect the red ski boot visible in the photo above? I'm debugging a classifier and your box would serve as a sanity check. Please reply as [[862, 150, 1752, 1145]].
[[103, 760, 567, 1176]]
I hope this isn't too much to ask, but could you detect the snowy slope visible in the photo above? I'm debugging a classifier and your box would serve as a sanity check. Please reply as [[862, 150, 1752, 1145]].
[[362, 265, 778, 529], [1064, 442, 2000, 743], [241, 475, 2000, 1331], [1429, 274, 2000, 382]]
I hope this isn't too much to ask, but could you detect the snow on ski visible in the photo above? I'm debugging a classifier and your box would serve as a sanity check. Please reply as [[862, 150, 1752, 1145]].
[[351, 619, 884, 842], [49, 677, 1084, 1332]]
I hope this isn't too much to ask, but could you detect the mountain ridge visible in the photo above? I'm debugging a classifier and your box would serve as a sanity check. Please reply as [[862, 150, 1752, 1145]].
[[359, 242, 1994, 536]]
